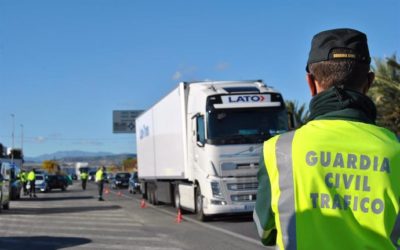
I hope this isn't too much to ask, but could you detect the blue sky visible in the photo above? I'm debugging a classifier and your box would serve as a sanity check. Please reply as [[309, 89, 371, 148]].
[[0, 0, 399, 157]]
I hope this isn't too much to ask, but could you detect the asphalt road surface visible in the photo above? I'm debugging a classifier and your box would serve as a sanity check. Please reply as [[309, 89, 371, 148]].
[[0, 181, 273, 250]]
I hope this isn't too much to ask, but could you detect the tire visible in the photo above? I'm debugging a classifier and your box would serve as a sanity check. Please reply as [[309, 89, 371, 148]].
[[195, 186, 209, 221], [3, 202, 9, 210]]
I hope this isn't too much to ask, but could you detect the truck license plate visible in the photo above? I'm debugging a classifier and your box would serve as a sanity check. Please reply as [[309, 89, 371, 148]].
[[244, 204, 255, 211]]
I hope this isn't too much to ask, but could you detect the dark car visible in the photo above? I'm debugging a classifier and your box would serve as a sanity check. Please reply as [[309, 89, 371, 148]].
[[88, 171, 96, 181], [46, 175, 68, 191], [110, 172, 130, 189], [128, 172, 140, 194]]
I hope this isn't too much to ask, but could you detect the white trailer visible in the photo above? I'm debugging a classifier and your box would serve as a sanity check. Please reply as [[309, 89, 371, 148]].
[[136, 80, 288, 220]]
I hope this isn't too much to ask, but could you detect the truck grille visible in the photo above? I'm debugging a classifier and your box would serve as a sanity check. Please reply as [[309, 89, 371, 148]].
[[227, 182, 258, 191], [231, 194, 257, 202], [221, 162, 258, 170]]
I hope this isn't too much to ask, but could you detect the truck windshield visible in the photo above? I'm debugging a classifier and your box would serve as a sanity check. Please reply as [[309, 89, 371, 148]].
[[207, 108, 288, 145]]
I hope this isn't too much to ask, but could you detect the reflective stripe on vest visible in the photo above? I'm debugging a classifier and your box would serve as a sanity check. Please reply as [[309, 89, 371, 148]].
[[275, 131, 296, 250]]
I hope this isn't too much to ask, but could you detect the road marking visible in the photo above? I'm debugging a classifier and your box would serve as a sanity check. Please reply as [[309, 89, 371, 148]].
[[106, 189, 264, 247]]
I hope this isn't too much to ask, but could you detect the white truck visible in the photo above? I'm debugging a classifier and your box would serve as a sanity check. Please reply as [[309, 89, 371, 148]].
[[135, 80, 288, 220]]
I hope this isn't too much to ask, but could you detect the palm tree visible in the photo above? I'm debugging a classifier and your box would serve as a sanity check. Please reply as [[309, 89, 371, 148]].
[[368, 54, 400, 136], [285, 100, 309, 129]]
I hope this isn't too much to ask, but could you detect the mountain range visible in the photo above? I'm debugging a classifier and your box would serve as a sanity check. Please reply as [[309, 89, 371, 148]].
[[25, 150, 136, 163]]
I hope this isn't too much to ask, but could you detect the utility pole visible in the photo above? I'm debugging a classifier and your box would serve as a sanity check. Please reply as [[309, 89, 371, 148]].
[[10, 113, 15, 163]]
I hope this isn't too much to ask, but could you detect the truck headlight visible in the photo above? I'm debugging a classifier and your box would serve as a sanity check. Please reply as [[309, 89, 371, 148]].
[[211, 181, 223, 198]]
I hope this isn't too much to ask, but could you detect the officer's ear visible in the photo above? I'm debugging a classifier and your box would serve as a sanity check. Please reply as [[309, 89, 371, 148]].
[[306, 73, 318, 96]]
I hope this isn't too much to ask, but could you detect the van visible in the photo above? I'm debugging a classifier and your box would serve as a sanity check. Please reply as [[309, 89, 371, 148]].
[[0, 162, 11, 211]]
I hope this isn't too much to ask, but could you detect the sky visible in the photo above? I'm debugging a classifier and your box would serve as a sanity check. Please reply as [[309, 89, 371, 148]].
[[0, 0, 399, 157]]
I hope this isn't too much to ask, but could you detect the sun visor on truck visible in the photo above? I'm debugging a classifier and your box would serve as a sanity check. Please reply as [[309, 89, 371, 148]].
[[213, 94, 282, 109]]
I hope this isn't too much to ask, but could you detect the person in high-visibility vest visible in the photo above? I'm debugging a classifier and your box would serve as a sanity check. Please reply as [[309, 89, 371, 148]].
[[253, 28, 400, 249], [80, 171, 88, 190], [95, 166, 105, 201], [19, 170, 28, 195], [27, 169, 37, 198]]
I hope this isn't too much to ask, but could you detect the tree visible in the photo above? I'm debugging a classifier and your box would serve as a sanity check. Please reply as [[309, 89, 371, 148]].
[[285, 100, 309, 129], [123, 157, 137, 172], [368, 54, 400, 135]]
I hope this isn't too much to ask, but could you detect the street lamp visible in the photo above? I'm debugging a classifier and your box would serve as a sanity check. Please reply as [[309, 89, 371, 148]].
[[10, 113, 15, 162], [10, 113, 15, 149], [20, 124, 24, 151]]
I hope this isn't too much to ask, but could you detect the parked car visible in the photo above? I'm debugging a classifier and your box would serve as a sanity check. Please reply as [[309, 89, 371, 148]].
[[47, 175, 68, 191], [110, 172, 130, 189], [128, 172, 139, 194], [35, 174, 49, 192], [88, 171, 96, 181], [0, 162, 11, 211]]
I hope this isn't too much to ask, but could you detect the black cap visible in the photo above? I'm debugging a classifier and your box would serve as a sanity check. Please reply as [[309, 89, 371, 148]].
[[306, 28, 371, 72]]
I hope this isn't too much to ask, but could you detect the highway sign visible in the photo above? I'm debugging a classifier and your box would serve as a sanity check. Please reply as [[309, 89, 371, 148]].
[[113, 110, 143, 133]]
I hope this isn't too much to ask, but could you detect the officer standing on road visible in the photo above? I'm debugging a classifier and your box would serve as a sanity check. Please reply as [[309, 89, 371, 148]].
[[19, 170, 28, 195], [95, 166, 106, 201], [80, 170, 88, 190], [253, 28, 400, 249], [27, 168, 37, 198]]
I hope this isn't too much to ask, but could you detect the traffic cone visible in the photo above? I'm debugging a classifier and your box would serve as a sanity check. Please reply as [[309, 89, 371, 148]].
[[140, 199, 147, 208], [117, 191, 122, 197], [104, 188, 110, 195], [175, 209, 183, 223]]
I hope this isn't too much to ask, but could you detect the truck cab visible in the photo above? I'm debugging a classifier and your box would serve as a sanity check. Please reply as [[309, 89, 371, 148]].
[[186, 81, 288, 219]]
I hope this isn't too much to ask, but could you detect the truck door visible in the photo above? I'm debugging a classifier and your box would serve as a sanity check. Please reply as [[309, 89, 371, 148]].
[[192, 114, 207, 168]]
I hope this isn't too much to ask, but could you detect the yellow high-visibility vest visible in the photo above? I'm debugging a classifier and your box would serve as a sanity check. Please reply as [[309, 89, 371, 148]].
[[27, 171, 36, 181], [263, 120, 400, 250], [95, 169, 103, 182]]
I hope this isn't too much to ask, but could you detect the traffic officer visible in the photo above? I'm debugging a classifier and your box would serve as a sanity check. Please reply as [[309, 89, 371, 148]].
[[80, 170, 88, 190], [27, 168, 37, 198], [19, 170, 28, 195], [253, 28, 400, 249], [95, 166, 105, 201]]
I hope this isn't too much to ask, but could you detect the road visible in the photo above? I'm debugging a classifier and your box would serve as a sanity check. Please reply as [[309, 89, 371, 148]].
[[0, 181, 273, 250]]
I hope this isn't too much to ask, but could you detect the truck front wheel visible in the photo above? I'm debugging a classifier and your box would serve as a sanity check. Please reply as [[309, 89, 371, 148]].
[[195, 187, 209, 221]]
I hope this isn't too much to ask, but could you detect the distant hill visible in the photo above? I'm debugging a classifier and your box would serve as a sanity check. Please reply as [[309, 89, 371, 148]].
[[25, 151, 136, 165]]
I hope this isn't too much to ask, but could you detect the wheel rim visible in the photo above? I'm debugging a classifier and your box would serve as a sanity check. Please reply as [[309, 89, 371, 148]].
[[196, 191, 202, 213]]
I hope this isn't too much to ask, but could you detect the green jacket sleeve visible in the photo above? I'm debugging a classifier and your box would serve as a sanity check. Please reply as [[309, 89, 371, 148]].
[[253, 151, 276, 246]]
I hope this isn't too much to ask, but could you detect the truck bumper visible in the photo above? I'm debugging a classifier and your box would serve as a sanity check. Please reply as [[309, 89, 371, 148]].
[[203, 201, 255, 215]]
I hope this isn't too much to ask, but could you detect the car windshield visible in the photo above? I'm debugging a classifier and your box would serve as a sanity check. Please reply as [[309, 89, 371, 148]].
[[36, 175, 44, 180], [207, 108, 288, 145], [116, 173, 130, 179]]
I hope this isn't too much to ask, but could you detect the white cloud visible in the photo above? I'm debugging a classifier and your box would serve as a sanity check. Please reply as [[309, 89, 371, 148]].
[[34, 136, 46, 143], [172, 71, 182, 80], [215, 62, 229, 71]]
